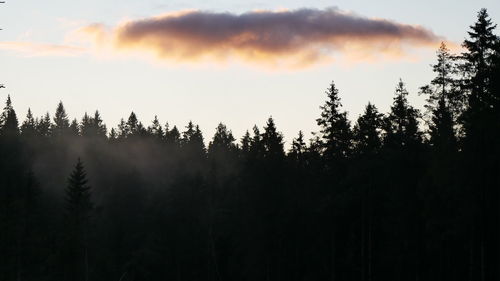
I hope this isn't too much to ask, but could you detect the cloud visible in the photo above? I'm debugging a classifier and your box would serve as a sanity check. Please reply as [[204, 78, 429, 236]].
[[78, 7, 443, 68], [0, 41, 86, 57]]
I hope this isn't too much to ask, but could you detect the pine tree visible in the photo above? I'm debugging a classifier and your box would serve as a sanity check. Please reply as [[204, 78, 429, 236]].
[[148, 116, 164, 139], [384, 79, 421, 149], [460, 9, 499, 140], [81, 110, 107, 138], [20, 108, 36, 137], [52, 101, 70, 137], [182, 121, 206, 156], [126, 112, 140, 135], [0, 95, 19, 137], [421, 43, 462, 112], [65, 158, 93, 229], [80, 113, 92, 136], [36, 113, 51, 137], [63, 158, 93, 281], [429, 98, 456, 150], [208, 123, 236, 155], [458, 9, 500, 281], [250, 125, 264, 158], [289, 131, 307, 160], [261, 117, 284, 159], [240, 130, 251, 155], [92, 111, 107, 137], [316, 81, 352, 160], [118, 112, 146, 138], [70, 118, 80, 136], [353, 103, 383, 155], [165, 124, 181, 147], [117, 118, 127, 138], [420, 43, 459, 149], [108, 128, 117, 140], [460, 9, 498, 105]]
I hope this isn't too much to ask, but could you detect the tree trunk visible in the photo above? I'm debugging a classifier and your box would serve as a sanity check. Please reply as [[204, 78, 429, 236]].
[[361, 187, 366, 281], [331, 229, 336, 281], [85, 247, 89, 281], [368, 216, 372, 281]]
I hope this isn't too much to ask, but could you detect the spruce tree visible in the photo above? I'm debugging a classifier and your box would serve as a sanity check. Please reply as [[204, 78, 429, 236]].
[[117, 118, 127, 138], [36, 113, 51, 137], [429, 98, 456, 150], [353, 103, 383, 155], [92, 111, 107, 138], [289, 131, 306, 160], [316, 81, 352, 160], [70, 118, 80, 136], [20, 108, 36, 138], [165, 124, 181, 147], [249, 125, 264, 158], [458, 9, 500, 281], [108, 128, 117, 140], [420, 43, 459, 149], [65, 158, 93, 229], [182, 121, 206, 157], [80, 113, 92, 136], [118, 112, 146, 137], [240, 130, 252, 155], [460, 9, 499, 141], [0, 95, 19, 137], [384, 79, 421, 149], [148, 116, 164, 139], [208, 123, 236, 155], [261, 117, 284, 159], [63, 158, 93, 281], [52, 101, 70, 137], [461, 9, 498, 103]]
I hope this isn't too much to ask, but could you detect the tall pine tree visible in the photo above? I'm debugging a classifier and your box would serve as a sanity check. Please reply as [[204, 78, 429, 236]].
[[63, 158, 94, 281], [316, 81, 352, 161]]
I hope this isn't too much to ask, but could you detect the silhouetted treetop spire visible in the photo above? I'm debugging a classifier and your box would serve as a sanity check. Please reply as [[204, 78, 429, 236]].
[[21, 108, 36, 137], [261, 116, 284, 159], [52, 101, 70, 136], [148, 115, 164, 139], [316, 81, 352, 159], [208, 122, 236, 155], [0, 94, 19, 137], [384, 79, 421, 148], [354, 103, 383, 155]]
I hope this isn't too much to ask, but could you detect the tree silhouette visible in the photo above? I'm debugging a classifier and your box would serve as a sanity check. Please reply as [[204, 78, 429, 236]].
[[208, 123, 236, 155], [261, 117, 284, 160], [420, 43, 459, 150], [63, 158, 93, 281], [0, 95, 19, 137], [148, 115, 164, 139], [20, 108, 36, 137], [52, 102, 70, 137], [384, 79, 421, 149], [316, 81, 352, 161], [36, 112, 51, 137], [353, 103, 383, 155]]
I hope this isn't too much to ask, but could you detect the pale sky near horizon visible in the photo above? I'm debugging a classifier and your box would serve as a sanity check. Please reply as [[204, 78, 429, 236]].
[[0, 0, 499, 145]]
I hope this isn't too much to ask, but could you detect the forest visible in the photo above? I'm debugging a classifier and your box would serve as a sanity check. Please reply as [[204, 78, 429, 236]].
[[0, 8, 499, 281]]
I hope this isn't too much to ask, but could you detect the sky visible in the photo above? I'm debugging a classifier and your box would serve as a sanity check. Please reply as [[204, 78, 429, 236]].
[[0, 0, 499, 145]]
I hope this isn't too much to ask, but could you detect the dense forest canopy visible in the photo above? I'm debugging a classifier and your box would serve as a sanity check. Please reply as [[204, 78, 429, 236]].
[[0, 8, 500, 281]]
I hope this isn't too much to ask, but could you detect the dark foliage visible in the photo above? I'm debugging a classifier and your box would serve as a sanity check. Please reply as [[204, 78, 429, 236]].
[[0, 9, 499, 281]]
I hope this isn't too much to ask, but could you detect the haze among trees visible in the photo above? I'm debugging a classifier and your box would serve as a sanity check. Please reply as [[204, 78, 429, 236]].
[[0, 8, 499, 281]]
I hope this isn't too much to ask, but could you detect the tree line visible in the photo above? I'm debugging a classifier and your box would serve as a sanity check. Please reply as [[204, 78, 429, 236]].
[[0, 8, 499, 281]]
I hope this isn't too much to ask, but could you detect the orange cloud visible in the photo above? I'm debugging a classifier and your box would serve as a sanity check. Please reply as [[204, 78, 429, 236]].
[[78, 7, 444, 68], [0, 41, 86, 57]]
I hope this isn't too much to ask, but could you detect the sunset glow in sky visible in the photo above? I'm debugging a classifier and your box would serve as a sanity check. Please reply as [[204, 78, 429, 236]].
[[0, 0, 499, 144]]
